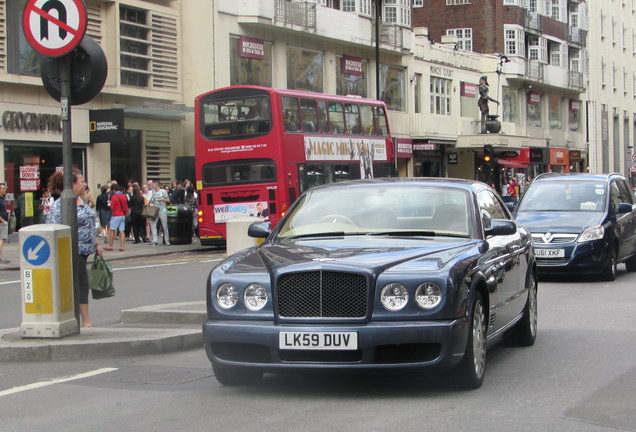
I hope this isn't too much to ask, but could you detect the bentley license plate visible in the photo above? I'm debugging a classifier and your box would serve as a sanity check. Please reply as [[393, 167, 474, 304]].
[[535, 248, 565, 258], [279, 331, 358, 350]]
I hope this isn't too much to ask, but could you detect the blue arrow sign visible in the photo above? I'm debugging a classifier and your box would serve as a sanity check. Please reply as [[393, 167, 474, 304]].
[[22, 235, 51, 266]]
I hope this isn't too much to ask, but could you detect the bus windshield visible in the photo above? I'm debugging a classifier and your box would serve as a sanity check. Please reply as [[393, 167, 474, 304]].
[[202, 95, 271, 139]]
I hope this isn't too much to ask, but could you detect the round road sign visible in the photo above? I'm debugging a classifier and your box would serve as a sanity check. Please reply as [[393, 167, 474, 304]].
[[22, 0, 87, 57]]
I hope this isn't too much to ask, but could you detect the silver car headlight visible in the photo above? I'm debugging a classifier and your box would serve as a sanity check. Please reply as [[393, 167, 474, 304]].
[[415, 282, 442, 310], [216, 283, 239, 309], [578, 225, 604, 243], [244, 283, 268, 311], [380, 283, 408, 311]]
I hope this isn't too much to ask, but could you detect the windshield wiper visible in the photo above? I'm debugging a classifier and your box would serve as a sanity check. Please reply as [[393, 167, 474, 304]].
[[367, 230, 436, 237], [284, 231, 348, 239]]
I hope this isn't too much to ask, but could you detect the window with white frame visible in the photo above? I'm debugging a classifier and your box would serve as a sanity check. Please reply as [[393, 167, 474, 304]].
[[447, 28, 473, 51], [413, 0, 424, 7], [360, 0, 372, 16], [528, 0, 538, 12], [528, 36, 540, 60], [430, 77, 452, 116], [504, 26, 525, 56], [342, 0, 356, 12], [384, 0, 410, 26], [548, 42, 561, 66], [446, 0, 471, 4]]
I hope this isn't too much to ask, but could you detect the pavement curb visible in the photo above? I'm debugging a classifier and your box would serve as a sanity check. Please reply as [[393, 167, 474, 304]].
[[121, 301, 206, 325], [0, 327, 203, 362]]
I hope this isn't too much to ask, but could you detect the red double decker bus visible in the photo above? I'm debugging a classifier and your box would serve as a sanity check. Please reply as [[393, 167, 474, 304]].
[[194, 85, 395, 246]]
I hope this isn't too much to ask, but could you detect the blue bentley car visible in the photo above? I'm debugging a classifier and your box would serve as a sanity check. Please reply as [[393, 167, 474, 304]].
[[203, 178, 537, 389]]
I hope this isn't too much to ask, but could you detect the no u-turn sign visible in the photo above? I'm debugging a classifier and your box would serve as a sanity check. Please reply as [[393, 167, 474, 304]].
[[22, 0, 87, 57]]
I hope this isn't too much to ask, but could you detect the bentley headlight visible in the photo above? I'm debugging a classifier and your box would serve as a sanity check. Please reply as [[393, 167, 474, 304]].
[[415, 282, 442, 310], [216, 283, 239, 309], [380, 283, 408, 311], [578, 225, 604, 243], [244, 283, 268, 311]]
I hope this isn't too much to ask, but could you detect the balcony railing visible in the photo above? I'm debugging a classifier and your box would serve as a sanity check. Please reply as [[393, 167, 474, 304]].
[[371, 23, 403, 49], [524, 11, 542, 32], [275, 0, 316, 28], [569, 72, 585, 90], [526, 60, 544, 81], [568, 27, 585, 46]]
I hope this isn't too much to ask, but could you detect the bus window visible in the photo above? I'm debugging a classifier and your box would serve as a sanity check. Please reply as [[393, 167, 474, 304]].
[[318, 100, 329, 133], [328, 102, 345, 134], [300, 98, 318, 132], [345, 103, 361, 135], [282, 97, 300, 132], [202, 158, 276, 187], [373, 106, 388, 136], [360, 105, 374, 136], [202, 95, 271, 139], [299, 164, 325, 192]]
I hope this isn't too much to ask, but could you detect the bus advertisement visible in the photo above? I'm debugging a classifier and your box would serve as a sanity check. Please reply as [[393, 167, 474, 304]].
[[194, 85, 395, 246]]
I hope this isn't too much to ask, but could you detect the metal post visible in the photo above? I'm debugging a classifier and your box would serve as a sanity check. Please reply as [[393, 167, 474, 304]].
[[59, 53, 80, 331], [375, 0, 381, 100]]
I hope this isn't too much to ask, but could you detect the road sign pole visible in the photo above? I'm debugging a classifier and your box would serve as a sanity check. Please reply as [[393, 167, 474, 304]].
[[59, 53, 80, 330]]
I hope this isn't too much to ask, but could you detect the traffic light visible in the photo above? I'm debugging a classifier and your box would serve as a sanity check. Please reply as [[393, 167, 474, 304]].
[[483, 144, 494, 164]]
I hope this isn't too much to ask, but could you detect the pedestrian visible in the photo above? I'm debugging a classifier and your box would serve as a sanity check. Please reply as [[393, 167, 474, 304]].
[[184, 185, 198, 238], [46, 170, 102, 327], [105, 183, 128, 252], [124, 184, 134, 240], [170, 180, 185, 204], [96, 184, 112, 239], [129, 184, 146, 244], [142, 182, 153, 242], [83, 186, 96, 209], [0, 183, 9, 264], [39, 188, 55, 224], [149, 181, 170, 246]]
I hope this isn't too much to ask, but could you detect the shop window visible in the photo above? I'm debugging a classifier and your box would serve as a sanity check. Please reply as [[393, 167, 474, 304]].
[[336, 56, 368, 98], [549, 96, 563, 130], [379, 65, 406, 111], [230, 36, 273, 87], [502, 87, 519, 124], [287, 47, 324, 93]]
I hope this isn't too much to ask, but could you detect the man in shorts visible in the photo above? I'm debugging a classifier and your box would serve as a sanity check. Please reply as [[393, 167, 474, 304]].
[[0, 183, 9, 264], [104, 183, 129, 251]]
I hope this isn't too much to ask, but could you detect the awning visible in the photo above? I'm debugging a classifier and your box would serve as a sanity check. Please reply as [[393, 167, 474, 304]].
[[498, 159, 528, 168]]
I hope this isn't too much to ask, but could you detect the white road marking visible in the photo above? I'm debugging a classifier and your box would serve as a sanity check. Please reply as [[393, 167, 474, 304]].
[[0, 367, 118, 397]]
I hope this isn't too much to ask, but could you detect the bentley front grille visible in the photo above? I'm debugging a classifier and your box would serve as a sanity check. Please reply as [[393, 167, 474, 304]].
[[277, 271, 368, 318]]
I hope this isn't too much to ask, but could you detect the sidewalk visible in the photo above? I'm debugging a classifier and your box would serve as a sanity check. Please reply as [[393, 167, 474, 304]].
[[0, 232, 225, 362]]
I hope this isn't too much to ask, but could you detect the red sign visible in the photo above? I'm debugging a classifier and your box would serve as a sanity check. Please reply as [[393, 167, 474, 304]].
[[342, 56, 363, 76], [396, 139, 413, 158], [461, 82, 477, 97], [569, 99, 581, 112], [23, 0, 87, 57], [239, 36, 265, 60], [20, 165, 40, 180], [527, 92, 541, 105]]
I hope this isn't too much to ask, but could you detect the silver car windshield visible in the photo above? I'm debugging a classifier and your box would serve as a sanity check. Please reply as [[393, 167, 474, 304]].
[[518, 181, 607, 212], [277, 185, 471, 238]]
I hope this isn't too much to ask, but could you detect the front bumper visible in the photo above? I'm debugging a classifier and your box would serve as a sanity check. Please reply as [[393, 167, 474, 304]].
[[535, 239, 610, 274], [202, 318, 470, 371]]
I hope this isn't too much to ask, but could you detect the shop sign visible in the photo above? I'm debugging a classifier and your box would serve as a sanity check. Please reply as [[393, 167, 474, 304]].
[[550, 149, 567, 165], [396, 139, 413, 158], [20, 165, 40, 179], [342, 56, 363, 76], [569, 150, 581, 162], [429, 66, 453, 77], [2, 110, 62, 132], [569, 99, 581, 112], [20, 180, 39, 192], [413, 143, 438, 151], [239, 36, 265, 60], [461, 82, 477, 97], [530, 148, 545, 163], [527, 92, 541, 105], [89, 109, 124, 143], [447, 152, 458, 165]]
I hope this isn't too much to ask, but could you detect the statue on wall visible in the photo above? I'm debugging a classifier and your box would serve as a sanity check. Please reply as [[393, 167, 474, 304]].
[[478, 76, 500, 133]]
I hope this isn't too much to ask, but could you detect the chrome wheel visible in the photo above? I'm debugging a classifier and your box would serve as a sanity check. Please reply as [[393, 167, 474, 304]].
[[456, 292, 487, 389], [471, 298, 486, 380]]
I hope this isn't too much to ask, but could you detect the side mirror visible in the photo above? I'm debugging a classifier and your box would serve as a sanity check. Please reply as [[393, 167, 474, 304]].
[[617, 203, 632, 215], [247, 221, 271, 238], [485, 219, 517, 237]]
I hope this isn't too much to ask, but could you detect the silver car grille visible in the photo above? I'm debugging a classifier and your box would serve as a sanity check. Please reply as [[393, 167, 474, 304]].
[[276, 271, 368, 318], [531, 233, 578, 245]]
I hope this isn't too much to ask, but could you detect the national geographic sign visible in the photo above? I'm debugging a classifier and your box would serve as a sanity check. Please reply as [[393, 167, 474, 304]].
[[89, 109, 124, 143]]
